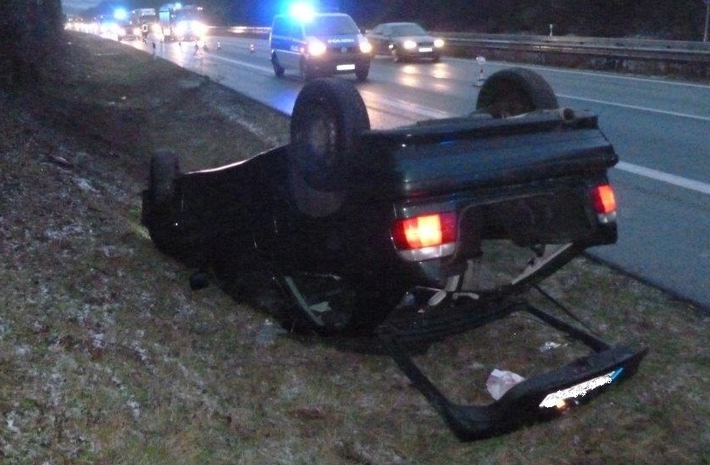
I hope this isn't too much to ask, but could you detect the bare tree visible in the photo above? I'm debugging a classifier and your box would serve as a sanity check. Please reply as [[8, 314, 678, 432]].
[[1, 0, 63, 86]]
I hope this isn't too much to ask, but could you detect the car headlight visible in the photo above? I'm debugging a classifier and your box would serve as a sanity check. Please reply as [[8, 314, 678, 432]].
[[359, 38, 373, 54], [434, 38, 445, 48], [193, 21, 208, 36], [308, 39, 327, 57], [402, 40, 417, 50]]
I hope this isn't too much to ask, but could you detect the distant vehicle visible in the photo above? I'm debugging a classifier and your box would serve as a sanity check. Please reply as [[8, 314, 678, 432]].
[[97, 16, 120, 36], [366, 22, 444, 62], [130, 8, 159, 41], [269, 8, 372, 81], [158, 3, 207, 42], [116, 19, 138, 41]]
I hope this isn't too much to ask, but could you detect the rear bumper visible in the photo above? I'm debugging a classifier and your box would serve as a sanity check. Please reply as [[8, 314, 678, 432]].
[[378, 299, 647, 440]]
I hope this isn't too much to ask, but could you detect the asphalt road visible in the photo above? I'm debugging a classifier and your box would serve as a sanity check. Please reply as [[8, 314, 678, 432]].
[[128, 34, 710, 310]]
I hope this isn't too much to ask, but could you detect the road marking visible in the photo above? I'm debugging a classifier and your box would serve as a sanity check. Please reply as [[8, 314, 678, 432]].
[[556, 94, 710, 122], [616, 161, 710, 195], [525, 63, 710, 89], [209, 54, 273, 74], [359, 90, 451, 120]]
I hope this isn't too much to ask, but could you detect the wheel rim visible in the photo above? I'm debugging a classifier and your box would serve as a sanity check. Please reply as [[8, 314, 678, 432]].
[[296, 105, 338, 178]]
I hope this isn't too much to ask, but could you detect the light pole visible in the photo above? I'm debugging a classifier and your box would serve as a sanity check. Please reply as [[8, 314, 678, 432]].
[[705, 0, 710, 42]]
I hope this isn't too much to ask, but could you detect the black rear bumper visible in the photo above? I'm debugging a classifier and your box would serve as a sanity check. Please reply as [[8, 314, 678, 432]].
[[378, 299, 647, 441]]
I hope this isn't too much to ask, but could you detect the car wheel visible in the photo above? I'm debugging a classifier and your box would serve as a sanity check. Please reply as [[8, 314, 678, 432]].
[[271, 53, 285, 77], [355, 64, 370, 81], [391, 47, 402, 62], [475, 67, 558, 118], [150, 149, 180, 207], [145, 150, 181, 254], [289, 77, 370, 217], [299, 59, 316, 81]]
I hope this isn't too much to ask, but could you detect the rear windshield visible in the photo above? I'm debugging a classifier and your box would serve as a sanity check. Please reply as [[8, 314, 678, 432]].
[[304, 15, 359, 36]]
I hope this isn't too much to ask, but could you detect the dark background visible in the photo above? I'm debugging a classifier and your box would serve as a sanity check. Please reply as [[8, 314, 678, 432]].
[[77, 0, 706, 39]]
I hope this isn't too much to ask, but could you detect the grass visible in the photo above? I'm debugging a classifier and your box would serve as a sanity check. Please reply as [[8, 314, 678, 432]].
[[0, 30, 708, 464]]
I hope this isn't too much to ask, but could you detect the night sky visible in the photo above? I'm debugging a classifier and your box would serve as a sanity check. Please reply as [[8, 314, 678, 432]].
[[62, 0, 705, 40]]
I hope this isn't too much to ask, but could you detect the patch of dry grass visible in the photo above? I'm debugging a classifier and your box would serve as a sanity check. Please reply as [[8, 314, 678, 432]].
[[0, 31, 707, 465]]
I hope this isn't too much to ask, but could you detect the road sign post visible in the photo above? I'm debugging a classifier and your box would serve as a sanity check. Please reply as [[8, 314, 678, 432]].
[[475, 56, 486, 86], [704, 0, 709, 42]]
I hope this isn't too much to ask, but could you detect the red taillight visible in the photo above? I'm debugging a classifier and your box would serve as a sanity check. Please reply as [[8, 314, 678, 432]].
[[592, 184, 616, 214], [392, 212, 457, 250], [591, 184, 617, 224]]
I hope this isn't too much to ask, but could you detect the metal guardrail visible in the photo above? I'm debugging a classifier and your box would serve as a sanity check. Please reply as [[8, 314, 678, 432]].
[[438, 32, 710, 80], [224, 26, 271, 36], [439, 33, 710, 62], [437, 32, 710, 52]]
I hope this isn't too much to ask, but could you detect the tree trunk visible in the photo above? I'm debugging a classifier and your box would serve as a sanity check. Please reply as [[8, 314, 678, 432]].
[[0, 0, 63, 86]]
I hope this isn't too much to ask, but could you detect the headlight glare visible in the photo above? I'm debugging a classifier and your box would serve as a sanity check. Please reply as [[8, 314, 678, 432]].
[[308, 39, 327, 56]]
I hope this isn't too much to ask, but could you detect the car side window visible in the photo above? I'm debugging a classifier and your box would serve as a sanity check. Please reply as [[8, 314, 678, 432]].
[[272, 17, 285, 36], [289, 22, 302, 40], [272, 17, 302, 40]]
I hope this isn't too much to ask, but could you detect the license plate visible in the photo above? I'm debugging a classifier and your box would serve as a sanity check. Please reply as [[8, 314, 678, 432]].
[[337, 64, 356, 71], [419, 47, 433, 53]]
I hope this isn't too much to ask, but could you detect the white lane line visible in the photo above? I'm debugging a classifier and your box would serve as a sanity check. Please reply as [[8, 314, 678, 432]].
[[525, 63, 710, 89], [359, 90, 453, 120], [209, 54, 274, 74], [616, 161, 710, 195], [556, 93, 710, 122]]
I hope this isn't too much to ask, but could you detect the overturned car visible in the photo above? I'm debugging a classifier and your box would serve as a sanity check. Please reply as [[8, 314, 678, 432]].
[[141, 68, 646, 440]]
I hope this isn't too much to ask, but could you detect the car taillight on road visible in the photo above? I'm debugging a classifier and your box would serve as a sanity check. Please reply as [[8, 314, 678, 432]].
[[392, 212, 457, 261], [591, 184, 617, 224]]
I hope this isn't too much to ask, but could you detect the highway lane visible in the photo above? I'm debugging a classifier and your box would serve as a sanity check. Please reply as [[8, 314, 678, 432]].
[[131, 34, 710, 309]]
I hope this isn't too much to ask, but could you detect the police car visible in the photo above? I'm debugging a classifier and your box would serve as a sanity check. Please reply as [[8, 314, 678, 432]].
[[269, 7, 372, 81]]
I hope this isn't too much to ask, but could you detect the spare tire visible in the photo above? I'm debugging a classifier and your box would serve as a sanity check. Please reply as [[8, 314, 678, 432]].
[[476, 67, 558, 118], [289, 78, 370, 217]]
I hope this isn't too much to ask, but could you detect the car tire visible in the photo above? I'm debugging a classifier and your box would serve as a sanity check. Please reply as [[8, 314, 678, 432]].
[[355, 64, 370, 81], [299, 58, 316, 81], [271, 53, 285, 77], [150, 149, 180, 207], [289, 77, 370, 217], [146, 150, 181, 255], [475, 67, 559, 118], [392, 48, 402, 62]]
